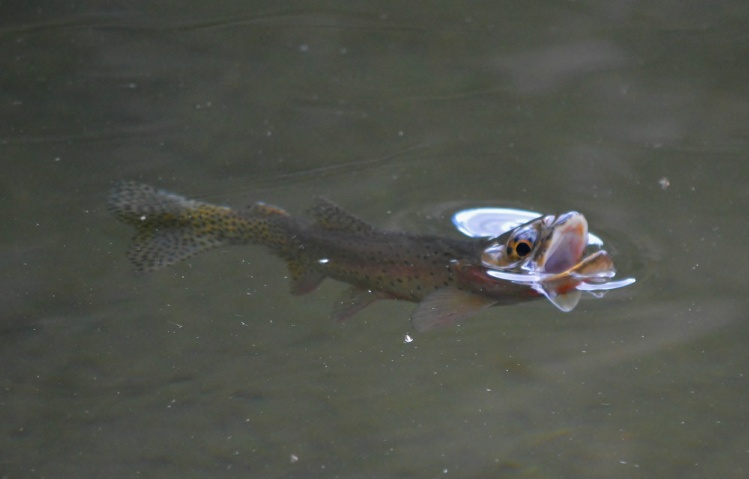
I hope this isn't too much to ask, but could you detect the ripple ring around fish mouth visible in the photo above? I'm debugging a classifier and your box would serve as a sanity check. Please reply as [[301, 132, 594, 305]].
[[452, 207, 605, 246], [454, 207, 635, 293]]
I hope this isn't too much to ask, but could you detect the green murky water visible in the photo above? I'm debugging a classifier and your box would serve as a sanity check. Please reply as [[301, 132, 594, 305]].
[[2, 2, 748, 478]]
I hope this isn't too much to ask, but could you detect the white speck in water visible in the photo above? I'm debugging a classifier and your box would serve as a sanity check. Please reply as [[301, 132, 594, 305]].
[[659, 177, 670, 189], [318, 258, 330, 264], [139, 215, 147, 221], [404, 334, 413, 343], [290, 454, 299, 463]]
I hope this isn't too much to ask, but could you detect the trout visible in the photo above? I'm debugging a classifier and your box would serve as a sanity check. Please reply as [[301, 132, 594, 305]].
[[108, 182, 615, 331]]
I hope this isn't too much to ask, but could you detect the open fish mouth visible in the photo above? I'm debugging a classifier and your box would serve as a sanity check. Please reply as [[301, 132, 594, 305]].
[[478, 211, 591, 275], [482, 211, 619, 283], [463, 208, 635, 311], [535, 212, 589, 274], [485, 248, 634, 311]]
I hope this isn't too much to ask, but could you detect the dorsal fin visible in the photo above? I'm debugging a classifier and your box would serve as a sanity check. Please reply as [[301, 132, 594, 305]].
[[307, 198, 375, 234], [247, 201, 289, 218]]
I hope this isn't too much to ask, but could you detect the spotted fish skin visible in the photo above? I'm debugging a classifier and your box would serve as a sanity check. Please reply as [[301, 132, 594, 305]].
[[108, 182, 296, 273], [109, 182, 540, 329]]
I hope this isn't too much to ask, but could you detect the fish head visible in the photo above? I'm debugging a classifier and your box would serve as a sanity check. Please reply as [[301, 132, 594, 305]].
[[481, 212, 589, 274], [481, 211, 634, 313]]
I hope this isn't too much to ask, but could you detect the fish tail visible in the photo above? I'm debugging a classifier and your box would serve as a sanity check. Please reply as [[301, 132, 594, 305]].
[[108, 182, 290, 272]]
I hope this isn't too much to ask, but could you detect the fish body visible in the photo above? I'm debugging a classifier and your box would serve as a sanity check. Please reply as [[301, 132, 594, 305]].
[[109, 182, 602, 330]]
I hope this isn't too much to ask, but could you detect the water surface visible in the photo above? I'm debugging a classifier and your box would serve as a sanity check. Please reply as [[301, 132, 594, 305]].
[[2, 2, 748, 478]]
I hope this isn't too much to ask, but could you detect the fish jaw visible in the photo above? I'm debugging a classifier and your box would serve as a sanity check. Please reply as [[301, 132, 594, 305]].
[[532, 250, 615, 311], [540, 250, 616, 286], [450, 260, 542, 301], [534, 212, 589, 274]]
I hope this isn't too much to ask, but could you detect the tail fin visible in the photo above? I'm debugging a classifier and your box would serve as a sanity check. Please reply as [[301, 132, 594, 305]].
[[108, 182, 288, 273]]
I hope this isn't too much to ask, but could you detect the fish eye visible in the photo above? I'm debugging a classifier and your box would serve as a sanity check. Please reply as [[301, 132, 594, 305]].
[[483, 225, 540, 270], [515, 240, 533, 257], [506, 229, 537, 260]]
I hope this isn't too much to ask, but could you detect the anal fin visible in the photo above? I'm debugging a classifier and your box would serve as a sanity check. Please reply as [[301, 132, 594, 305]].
[[331, 287, 388, 322], [411, 288, 496, 332], [287, 260, 325, 295]]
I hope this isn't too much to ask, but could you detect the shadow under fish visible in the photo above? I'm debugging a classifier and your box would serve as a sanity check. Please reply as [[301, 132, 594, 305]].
[[108, 182, 631, 331]]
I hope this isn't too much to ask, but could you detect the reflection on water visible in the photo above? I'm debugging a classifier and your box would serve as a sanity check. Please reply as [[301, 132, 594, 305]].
[[2, 1, 749, 478]]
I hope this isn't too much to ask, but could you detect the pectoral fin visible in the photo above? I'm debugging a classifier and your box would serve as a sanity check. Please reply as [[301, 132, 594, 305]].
[[331, 287, 388, 322], [411, 288, 496, 332]]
